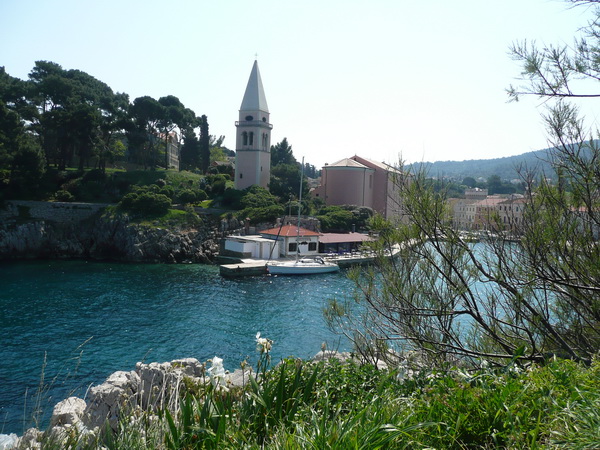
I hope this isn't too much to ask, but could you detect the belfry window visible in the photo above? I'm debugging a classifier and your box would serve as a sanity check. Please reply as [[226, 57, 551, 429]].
[[249, 132, 254, 146], [242, 132, 248, 146]]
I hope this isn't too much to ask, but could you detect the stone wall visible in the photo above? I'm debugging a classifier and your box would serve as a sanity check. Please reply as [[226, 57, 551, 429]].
[[0, 200, 109, 224]]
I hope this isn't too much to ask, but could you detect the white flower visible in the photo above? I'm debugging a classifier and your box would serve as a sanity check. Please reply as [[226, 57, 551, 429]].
[[207, 356, 227, 389], [255, 332, 273, 354]]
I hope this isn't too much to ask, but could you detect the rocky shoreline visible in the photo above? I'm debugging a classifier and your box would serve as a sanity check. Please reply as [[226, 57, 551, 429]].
[[0, 352, 359, 449], [0, 201, 223, 263]]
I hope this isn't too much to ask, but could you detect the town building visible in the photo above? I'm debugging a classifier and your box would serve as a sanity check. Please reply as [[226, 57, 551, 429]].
[[452, 188, 488, 230], [452, 189, 527, 234], [311, 155, 406, 222], [234, 60, 273, 190], [259, 224, 321, 258]]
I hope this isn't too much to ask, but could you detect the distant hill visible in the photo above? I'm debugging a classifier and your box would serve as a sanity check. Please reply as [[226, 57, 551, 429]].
[[406, 147, 557, 182]]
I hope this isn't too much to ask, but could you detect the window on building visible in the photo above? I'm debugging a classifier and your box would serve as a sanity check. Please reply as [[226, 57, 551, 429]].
[[288, 242, 297, 253], [249, 132, 254, 145], [308, 242, 317, 251], [242, 132, 248, 146], [239, 173, 243, 179]]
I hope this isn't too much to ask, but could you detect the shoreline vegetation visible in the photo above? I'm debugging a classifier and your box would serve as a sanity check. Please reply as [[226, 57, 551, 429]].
[[1, 344, 599, 449]]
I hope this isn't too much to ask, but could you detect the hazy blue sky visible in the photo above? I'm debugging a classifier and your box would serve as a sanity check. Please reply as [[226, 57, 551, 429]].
[[1, 0, 597, 169]]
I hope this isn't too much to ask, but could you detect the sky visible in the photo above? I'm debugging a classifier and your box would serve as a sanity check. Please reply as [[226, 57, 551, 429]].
[[1, 0, 598, 170]]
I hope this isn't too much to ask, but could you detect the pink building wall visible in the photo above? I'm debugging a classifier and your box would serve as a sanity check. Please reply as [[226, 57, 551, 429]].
[[313, 159, 374, 208]]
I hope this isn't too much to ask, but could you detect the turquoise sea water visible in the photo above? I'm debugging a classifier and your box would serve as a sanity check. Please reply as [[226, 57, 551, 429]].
[[0, 261, 354, 434]]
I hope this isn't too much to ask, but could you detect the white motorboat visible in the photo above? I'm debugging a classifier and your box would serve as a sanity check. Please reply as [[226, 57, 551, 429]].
[[267, 257, 339, 275]]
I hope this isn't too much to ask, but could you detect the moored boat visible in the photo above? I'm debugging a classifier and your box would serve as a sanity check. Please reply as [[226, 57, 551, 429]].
[[266, 257, 340, 275]]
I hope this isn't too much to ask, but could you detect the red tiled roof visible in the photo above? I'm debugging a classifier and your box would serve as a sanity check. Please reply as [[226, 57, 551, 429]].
[[260, 225, 321, 237]]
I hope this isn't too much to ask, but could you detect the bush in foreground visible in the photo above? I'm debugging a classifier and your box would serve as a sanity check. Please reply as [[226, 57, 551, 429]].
[[42, 353, 600, 449]]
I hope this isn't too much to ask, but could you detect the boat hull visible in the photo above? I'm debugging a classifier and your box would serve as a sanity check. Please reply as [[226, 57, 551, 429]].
[[266, 259, 340, 275]]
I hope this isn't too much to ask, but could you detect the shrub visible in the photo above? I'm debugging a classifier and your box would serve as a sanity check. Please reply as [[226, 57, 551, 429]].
[[317, 206, 354, 232], [118, 191, 171, 216], [240, 204, 284, 224], [177, 189, 198, 205], [211, 179, 226, 195], [221, 188, 244, 209], [53, 190, 75, 202], [159, 185, 175, 199]]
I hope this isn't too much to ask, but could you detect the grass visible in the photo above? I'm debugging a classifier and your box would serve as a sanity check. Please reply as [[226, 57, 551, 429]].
[[34, 355, 600, 449]]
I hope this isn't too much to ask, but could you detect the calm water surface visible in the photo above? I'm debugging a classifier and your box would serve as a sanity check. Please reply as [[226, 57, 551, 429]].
[[0, 261, 355, 434]]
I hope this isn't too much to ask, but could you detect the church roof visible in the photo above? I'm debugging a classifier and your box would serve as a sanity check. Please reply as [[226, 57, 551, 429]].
[[326, 158, 372, 169], [240, 60, 269, 113], [351, 156, 402, 174]]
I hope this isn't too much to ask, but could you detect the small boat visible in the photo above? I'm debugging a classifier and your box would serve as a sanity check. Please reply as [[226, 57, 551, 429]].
[[267, 257, 340, 275]]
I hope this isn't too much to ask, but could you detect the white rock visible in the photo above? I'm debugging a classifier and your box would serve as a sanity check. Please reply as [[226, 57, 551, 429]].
[[0, 433, 18, 450], [51, 396, 87, 427]]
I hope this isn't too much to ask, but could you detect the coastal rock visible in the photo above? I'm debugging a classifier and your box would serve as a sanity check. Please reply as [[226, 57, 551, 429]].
[[136, 358, 206, 410], [0, 208, 222, 263], [312, 350, 352, 363], [0, 433, 18, 450], [84, 370, 140, 430], [15, 428, 42, 450], [51, 396, 87, 427]]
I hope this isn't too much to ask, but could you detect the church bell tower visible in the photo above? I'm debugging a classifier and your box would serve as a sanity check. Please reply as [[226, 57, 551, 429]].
[[234, 60, 273, 190]]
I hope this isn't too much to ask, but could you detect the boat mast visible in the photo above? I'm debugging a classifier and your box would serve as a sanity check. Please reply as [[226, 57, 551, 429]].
[[296, 157, 304, 262]]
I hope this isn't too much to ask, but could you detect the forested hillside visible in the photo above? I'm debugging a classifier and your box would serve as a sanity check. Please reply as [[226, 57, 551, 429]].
[[407, 147, 557, 181]]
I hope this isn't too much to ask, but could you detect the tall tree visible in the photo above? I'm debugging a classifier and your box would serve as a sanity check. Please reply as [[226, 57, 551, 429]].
[[158, 95, 196, 169], [179, 129, 200, 171], [199, 115, 210, 173], [128, 96, 164, 169], [270, 137, 296, 166], [25, 61, 119, 171]]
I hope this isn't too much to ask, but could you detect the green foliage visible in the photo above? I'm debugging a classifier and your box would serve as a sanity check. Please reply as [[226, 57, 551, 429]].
[[177, 188, 202, 205], [317, 205, 373, 232], [220, 187, 244, 209], [37, 353, 600, 449], [269, 163, 305, 201], [239, 185, 278, 209], [118, 190, 171, 217], [270, 137, 296, 166], [53, 189, 75, 202], [236, 185, 284, 223], [240, 204, 285, 224]]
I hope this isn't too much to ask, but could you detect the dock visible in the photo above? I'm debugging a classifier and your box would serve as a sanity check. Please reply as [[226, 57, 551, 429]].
[[219, 259, 268, 277]]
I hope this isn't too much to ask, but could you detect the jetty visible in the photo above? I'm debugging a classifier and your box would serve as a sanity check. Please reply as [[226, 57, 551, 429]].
[[219, 259, 269, 277]]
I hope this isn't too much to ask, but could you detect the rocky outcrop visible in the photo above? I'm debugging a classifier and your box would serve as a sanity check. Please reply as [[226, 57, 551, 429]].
[[0, 213, 221, 263], [4, 351, 402, 449], [8, 357, 252, 449]]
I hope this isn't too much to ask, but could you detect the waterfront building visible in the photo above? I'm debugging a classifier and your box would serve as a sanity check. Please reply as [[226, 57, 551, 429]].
[[234, 60, 273, 190], [311, 155, 406, 222], [453, 188, 488, 230], [259, 224, 321, 258], [452, 190, 527, 234]]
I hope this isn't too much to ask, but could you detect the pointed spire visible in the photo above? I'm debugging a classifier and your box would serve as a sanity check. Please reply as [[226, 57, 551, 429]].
[[240, 60, 269, 112]]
